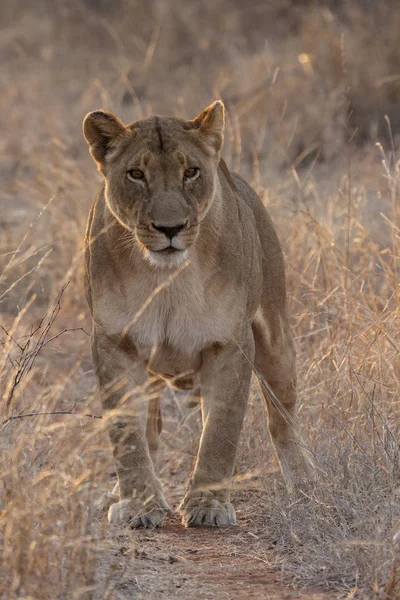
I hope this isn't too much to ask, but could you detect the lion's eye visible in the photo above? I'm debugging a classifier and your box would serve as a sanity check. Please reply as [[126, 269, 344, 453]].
[[184, 167, 200, 180], [127, 170, 144, 182]]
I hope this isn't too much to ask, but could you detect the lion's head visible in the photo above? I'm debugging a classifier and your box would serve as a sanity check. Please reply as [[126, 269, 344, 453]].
[[83, 101, 225, 268]]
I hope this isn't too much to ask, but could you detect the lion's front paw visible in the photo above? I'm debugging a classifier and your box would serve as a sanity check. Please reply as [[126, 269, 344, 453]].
[[108, 496, 169, 529], [180, 492, 236, 528]]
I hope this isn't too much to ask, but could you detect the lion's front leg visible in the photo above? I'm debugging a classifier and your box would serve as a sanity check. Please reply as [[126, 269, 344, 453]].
[[93, 329, 169, 528], [180, 332, 254, 527]]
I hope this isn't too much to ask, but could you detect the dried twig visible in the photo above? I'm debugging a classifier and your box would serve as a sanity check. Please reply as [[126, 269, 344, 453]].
[[2, 283, 89, 413], [1, 410, 102, 429]]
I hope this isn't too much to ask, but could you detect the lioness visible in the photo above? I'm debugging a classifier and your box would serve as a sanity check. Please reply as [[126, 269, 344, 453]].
[[83, 101, 309, 529]]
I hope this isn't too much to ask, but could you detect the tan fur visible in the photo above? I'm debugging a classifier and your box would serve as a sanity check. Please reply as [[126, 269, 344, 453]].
[[83, 101, 311, 529]]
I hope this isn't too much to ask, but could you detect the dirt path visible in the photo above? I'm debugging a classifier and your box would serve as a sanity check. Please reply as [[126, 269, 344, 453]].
[[98, 497, 333, 600], [91, 394, 333, 600]]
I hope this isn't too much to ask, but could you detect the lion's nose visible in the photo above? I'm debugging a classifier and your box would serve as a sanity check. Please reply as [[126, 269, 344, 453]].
[[152, 221, 188, 240]]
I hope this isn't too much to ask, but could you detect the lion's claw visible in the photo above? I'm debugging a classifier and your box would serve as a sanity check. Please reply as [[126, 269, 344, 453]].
[[180, 494, 236, 528], [108, 498, 169, 529]]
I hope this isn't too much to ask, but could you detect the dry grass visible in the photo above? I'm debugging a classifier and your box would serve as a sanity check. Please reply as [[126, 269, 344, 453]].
[[1, 1, 400, 598], [260, 150, 400, 596]]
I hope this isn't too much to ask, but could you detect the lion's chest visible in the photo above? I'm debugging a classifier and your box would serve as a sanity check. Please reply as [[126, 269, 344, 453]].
[[130, 280, 233, 355], [97, 269, 237, 373]]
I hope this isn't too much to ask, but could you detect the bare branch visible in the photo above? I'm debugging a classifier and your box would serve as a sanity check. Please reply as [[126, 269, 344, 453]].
[[1, 410, 102, 429]]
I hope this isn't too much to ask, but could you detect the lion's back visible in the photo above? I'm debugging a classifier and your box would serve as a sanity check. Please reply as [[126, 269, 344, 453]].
[[229, 170, 286, 306]]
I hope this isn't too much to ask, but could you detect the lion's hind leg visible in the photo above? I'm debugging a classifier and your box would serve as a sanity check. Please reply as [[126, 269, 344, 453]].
[[252, 309, 312, 488], [146, 394, 163, 466]]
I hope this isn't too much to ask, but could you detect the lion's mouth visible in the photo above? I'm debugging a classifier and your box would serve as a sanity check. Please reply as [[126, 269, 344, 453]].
[[156, 247, 184, 255]]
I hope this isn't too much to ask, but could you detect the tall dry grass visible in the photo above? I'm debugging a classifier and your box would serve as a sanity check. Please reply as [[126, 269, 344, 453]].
[[1, 1, 400, 598]]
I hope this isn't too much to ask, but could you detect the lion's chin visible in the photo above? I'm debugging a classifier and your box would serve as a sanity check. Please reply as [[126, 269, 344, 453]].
[[145, 248, 189, 268]]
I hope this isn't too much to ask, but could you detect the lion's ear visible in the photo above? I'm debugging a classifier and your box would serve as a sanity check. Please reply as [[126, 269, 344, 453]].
[[83, 110, 126, 164], [190, 100, 225, 153]]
